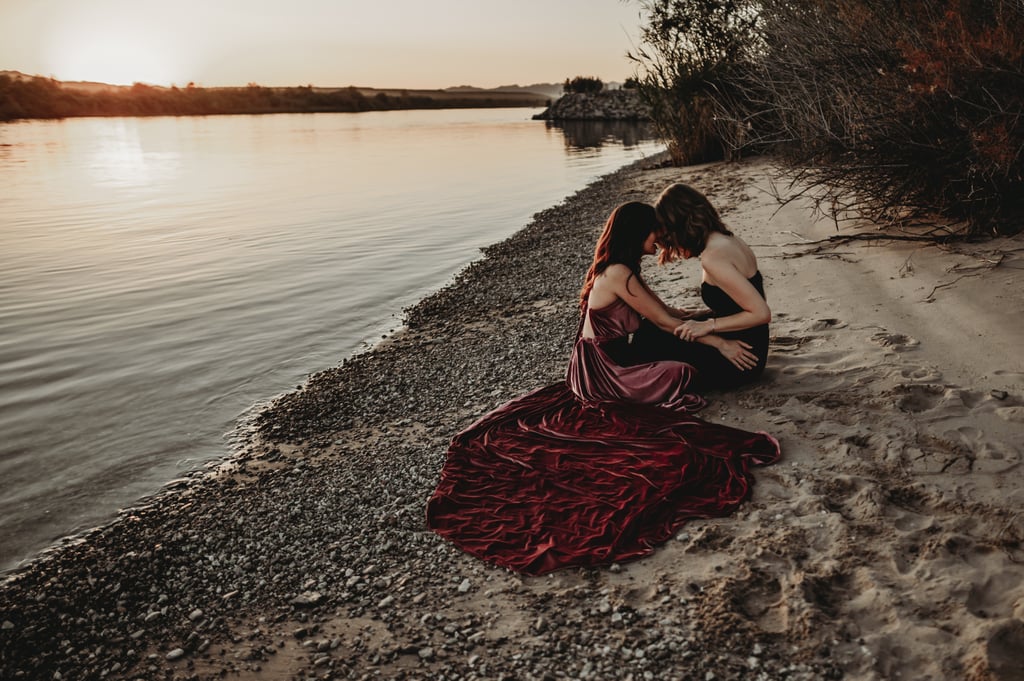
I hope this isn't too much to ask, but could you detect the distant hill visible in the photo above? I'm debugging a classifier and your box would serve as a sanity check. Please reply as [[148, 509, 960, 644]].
[[1, 71, 564, 99], [445, 83, 565, 100], [1, 70, 124, 93]]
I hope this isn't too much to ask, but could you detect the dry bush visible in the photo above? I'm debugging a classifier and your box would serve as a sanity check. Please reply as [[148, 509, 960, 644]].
[[725, 0, 1024, 235], [628, 0, 761, 165]]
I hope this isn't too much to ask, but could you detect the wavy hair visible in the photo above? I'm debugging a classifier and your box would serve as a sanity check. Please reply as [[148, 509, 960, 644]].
[[579, 202, 656, 309], [654, 183, 732, 263]]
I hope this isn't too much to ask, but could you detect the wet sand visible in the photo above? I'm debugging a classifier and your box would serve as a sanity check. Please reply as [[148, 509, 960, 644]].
[[2, 154, 1023, 680]]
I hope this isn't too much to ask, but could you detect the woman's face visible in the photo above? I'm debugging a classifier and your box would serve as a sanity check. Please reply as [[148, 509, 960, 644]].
[[642, 231, 658, 256], [651, 233, 690, 261]]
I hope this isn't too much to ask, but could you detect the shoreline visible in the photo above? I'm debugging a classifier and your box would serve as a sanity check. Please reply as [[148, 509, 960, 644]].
[[2, 154, 1023, 680]]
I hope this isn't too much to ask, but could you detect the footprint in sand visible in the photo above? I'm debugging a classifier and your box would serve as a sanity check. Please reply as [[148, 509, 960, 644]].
[[734, 569, 787, 633], [770, 335, 812, 353], [992, 369, 1024, 383], [809, 318, 847, 331], [996, 406, 1024, 423], [949, 426, 1021, 474], [800, 570, 854, 620], [985, 619, 1024, 681], [872, 331, 920, 350], [899, 365, 944, 382], [894, 384, 946, 413], [815, 475, 884, 523], [891, 536, 922, 575], [967, 572, 1023, 619]]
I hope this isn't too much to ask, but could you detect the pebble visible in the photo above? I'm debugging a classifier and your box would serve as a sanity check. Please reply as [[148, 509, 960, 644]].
[[289, 591, 323, 607], [457, 578, 471, 593], [418, 647, 435, 660], [165, 648, 185, 661]]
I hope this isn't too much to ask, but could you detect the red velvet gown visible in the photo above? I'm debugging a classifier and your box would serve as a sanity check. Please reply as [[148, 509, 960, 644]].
[[567, 297, 706, 412], [425, 298, 781, 575]]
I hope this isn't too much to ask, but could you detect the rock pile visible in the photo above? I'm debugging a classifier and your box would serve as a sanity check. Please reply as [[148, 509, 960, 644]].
[[532, 90, 650, 121]]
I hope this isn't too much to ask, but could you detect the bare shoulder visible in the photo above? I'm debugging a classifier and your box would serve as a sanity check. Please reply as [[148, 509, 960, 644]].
[[594, 263, 647, 301], [602, 263, 634, 281], [703, 233, 757, 280]]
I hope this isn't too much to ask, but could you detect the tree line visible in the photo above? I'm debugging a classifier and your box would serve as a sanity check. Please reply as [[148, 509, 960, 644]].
[[629, 0, 1024, 236], [0, 76, 546, 122]]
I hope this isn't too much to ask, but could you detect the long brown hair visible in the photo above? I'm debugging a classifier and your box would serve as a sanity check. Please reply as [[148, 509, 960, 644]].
[[579, 202, 656, 309], [654, 183, 732, 263]]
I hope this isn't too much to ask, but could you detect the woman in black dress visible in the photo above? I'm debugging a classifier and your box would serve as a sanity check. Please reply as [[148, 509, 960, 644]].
[[631, 182, 771, 391]]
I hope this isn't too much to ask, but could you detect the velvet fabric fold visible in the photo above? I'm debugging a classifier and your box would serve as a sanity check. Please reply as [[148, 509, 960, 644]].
[[566, 297, 705, 412], [425, 382, 780, 575]]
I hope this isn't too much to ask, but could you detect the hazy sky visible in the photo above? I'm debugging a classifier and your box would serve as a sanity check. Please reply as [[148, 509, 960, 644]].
[[1, 0, 646, 88]]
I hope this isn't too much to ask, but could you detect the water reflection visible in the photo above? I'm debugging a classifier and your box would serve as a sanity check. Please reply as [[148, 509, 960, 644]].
[[545, 119, 659, 150], [87, 119, 180, 189]]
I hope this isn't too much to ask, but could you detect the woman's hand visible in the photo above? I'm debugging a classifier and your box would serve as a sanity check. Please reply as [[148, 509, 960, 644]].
[[716, 339, 758, 371], [674, 319, 714, 342]]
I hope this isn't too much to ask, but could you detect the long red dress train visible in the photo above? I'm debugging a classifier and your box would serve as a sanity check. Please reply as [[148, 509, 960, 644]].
[[425, 383, 780, 575]]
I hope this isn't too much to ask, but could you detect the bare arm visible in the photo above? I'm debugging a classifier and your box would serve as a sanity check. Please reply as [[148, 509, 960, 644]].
[[675, 256, 770, 341], [600, 265, 685, 334], [666, 304, 709, 320]]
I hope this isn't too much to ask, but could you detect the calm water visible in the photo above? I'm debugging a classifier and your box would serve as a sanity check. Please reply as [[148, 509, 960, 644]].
[[0, 108, 663, 571]]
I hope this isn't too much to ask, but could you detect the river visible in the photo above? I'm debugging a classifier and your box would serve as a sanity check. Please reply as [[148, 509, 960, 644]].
[[0, 107, 663, 571]]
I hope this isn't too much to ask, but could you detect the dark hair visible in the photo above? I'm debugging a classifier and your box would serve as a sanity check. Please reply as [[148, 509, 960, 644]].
[[579, 202, 656, 309], [654, 183, 732, 262]]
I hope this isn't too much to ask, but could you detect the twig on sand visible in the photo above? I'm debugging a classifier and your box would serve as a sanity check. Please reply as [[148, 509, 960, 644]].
[[923, 252, 1008, 302]]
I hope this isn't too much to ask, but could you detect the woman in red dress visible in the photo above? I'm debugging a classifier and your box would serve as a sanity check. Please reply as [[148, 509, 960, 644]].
[[425, 200, 779, 575]]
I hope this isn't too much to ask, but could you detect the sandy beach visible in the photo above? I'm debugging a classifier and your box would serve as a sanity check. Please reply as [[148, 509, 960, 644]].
[[2, 154, 1023, 680]]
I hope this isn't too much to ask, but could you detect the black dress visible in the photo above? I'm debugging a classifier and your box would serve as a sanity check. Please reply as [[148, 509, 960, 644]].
[[627, 271, 769, 392]]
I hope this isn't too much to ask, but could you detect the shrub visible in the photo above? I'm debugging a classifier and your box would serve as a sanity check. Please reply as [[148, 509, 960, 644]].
[[563, 76, 605, 94], [627, 0, 761, 165], [631, 0, 1024, 235], [737, 0, 1024, 235]]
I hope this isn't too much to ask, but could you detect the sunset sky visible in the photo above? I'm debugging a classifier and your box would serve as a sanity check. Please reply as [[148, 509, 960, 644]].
[[0, 0, 646, 89]]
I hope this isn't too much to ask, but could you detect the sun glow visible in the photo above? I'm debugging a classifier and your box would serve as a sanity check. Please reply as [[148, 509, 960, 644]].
[[43, 13, 186, 86], [4, 0, 644, 90]]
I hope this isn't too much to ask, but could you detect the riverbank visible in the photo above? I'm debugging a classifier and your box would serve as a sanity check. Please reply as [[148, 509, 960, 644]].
[[2, 155, 1023, 680], [0, 72, 549, 120]]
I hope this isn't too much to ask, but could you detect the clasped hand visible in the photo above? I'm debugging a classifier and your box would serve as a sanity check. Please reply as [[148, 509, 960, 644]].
[[674, 320, 757, 371], [674, 319, 712, 342]]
